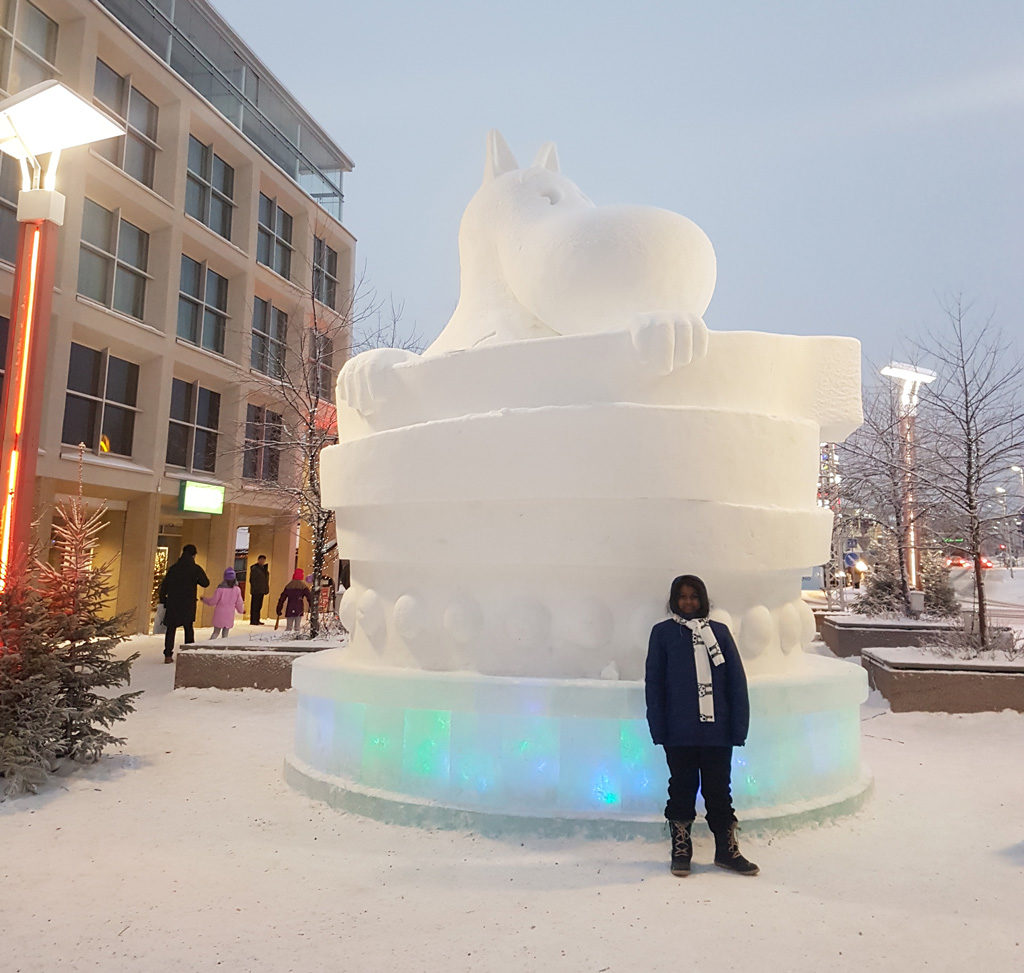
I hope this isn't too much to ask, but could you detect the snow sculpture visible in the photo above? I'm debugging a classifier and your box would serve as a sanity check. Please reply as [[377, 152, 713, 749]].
[[289, 132, 869, 831]]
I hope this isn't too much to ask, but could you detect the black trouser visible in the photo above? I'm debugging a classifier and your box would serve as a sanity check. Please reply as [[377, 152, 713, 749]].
[[663, 745, 736, 833], [250, 592, 265, 624], [164, 622, 195, 657]]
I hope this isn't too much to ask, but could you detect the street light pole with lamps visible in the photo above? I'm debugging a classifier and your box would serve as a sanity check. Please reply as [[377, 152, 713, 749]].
[[0, 81, 122, 588], [880, 361, 937, 596]]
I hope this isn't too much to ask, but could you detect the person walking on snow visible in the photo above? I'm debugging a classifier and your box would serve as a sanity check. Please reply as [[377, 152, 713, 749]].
[[158, 544, 210, 663], [203, 568, 245, 638], [248, 554, 270, 625], [645, 574, 758, 878], [276, 568, 312, 633]]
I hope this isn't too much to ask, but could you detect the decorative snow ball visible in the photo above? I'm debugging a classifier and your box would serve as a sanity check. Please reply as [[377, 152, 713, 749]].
[[288, 132, 869, 833]]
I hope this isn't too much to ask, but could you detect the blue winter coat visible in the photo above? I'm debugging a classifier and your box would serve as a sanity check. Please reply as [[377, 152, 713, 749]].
[[644, 618, 750, 748]]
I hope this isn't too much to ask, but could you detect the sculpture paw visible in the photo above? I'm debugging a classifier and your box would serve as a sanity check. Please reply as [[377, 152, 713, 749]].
[[629, 313, 709, 375], [338, 348, 419, 416]]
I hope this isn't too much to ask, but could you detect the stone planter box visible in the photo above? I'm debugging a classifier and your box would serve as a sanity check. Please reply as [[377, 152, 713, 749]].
[[820, 615, 959, 657], [174, 642, 330, 691], [862, 647, 1024, 713]]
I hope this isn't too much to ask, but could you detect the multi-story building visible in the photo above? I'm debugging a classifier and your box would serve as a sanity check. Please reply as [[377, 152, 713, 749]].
[[0, 0, 355, 630]]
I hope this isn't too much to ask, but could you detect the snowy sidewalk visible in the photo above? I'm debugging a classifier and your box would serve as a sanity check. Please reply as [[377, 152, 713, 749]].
[[2, 634, 1022, 972]]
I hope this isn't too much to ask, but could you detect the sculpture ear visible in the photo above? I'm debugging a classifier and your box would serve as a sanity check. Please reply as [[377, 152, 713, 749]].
[[483, 129, 518, 183], [532, 142, 559, 173]]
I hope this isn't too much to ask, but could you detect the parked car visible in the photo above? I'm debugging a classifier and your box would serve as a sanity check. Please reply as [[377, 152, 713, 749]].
[[945, 554, 994, 569]]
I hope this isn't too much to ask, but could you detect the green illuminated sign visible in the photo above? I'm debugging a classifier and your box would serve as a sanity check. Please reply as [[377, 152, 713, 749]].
[[178, 480, 225, 514]]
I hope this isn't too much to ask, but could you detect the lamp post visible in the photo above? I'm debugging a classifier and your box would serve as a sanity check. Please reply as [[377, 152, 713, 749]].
[[880, 361, 937, 593], [995, 486, 1013, 574], [0, 81, 122, 588]]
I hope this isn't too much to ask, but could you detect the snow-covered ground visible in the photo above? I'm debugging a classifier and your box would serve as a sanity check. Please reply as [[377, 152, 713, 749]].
[[3, 633, 1023, 973]]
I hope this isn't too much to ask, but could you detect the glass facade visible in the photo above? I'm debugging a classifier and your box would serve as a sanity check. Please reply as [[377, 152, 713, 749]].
[[96, 0, 349, 220]]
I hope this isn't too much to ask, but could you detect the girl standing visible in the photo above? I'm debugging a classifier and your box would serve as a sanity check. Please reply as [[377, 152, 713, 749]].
[[202, 568, 244, 638], [645, 574, 758, 877]]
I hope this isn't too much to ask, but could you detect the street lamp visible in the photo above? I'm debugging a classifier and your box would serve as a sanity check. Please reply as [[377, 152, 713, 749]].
[[880, 361, 937, 591], [0, 81, 122, 588], [995, 485, 1013, 569], [1012, 465, 1024, 494]]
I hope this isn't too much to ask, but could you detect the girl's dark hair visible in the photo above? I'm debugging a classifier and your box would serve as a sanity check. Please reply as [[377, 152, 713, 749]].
[[668, 574, 710, 617]]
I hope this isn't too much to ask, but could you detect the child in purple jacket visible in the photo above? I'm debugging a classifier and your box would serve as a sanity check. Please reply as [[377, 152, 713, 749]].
[[276, 569, 313, 633]]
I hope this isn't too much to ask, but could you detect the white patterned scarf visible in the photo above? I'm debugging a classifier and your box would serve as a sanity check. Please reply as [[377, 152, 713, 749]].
[[676, 616, 725, 722]]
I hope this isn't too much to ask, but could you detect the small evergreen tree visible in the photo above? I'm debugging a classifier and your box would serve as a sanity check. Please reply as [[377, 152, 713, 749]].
[[921, 549, 961, 617], [38, 492, 141, 763], [0, 554, 64, 797], [854, 533, 906, 616]]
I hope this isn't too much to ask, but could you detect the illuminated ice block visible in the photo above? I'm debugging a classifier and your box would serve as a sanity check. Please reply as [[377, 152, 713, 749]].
[[288, 651, 868, 829]]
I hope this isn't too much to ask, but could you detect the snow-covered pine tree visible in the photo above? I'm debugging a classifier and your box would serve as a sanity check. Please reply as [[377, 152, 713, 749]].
[[0, 554, 64, 797], [854, 532, 907, 616], [38, 490, 141, 763], [921, 549, 960, 617]]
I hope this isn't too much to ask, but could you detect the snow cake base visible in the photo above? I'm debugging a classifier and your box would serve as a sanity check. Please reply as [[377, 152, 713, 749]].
[[286, 650, 870, 836]]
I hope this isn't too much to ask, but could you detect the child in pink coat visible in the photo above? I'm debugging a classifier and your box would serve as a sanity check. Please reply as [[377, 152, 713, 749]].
[[202, 568, 245, 638]]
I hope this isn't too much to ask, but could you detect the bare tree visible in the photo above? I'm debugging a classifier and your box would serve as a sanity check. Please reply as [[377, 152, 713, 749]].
[[913, 297, 1024, 647], [238, 245, 421, 637]]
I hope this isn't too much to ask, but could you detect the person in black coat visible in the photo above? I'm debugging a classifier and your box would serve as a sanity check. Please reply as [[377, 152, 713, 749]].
[[158, 544, 210, 662], [248, 554, 270, 625], [645, 574, 758, 877]]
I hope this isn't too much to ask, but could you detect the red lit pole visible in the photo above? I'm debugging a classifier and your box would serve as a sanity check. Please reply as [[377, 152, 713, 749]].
[[0, 190, 62, 587]]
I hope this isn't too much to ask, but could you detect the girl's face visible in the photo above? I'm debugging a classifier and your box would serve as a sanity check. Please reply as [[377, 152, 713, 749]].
[[676, 585, 701, 616]]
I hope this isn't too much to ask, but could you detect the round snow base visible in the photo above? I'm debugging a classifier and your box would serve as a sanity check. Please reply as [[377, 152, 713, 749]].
[[288, 650, 870, 836]]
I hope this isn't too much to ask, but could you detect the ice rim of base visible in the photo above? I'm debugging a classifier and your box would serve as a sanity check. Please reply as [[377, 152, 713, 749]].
[[283, 753, 873, 840]]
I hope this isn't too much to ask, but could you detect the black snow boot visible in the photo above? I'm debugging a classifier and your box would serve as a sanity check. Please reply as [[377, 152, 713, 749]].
[[713, 822, 759, 876], [668, 819, 693, 877]]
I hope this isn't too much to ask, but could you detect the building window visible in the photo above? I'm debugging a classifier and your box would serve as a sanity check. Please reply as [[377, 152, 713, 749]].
[[311, 329, 333, 402], [185, 135, 233, 239], [60, 343, 140, 457], [166, 378, 219, 473], [178, 255, 228, 355], [0, 315, 8, 401], [78, 199, 150, 320], [251, 297, 287, 379], [243, 404, 281, 482], [93, 59, 159, 188], [312, 235, 338, 309], [257, 193, 292, 279], [0, 154, 18, 264], [0, 1, 58, 95]]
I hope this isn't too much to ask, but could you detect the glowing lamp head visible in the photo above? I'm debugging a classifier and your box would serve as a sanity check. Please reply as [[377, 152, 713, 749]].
[[879, 362, 937, 386], [0, 81, 123, 161]]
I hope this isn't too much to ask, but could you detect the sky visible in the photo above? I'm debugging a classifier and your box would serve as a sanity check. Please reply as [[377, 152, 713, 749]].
[[210, 0, 1024, 368]]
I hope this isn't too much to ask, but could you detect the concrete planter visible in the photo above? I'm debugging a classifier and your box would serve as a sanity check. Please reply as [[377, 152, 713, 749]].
[[174, 642, 330, 691], [820, 615, 959, 657], [862, 648, 1024, 713]]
